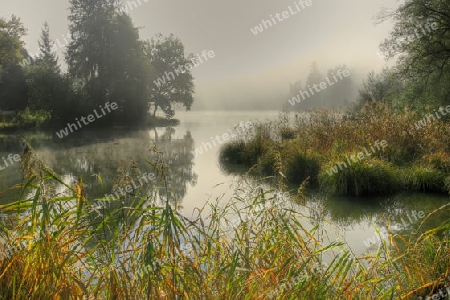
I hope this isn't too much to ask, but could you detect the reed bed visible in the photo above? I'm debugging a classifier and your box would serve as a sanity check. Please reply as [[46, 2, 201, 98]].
[[220, 103, 450, 196]]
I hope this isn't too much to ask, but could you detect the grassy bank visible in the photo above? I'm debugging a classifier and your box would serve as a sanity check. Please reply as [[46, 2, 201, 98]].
[[0, 141, 449, 299], [220, 103, 450, 196], [0, 110, 179, 132], [0, 109, 52, 131]]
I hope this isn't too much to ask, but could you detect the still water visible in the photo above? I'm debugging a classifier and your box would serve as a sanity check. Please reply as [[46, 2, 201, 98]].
[[0, 110, 448, 256]]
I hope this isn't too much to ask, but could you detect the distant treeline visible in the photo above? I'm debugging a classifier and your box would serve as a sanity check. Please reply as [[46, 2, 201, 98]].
[[285, 63, 354, 110]]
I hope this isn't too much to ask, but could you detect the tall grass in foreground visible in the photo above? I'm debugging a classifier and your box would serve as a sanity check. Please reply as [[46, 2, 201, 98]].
[[0, 141, 449, 299]]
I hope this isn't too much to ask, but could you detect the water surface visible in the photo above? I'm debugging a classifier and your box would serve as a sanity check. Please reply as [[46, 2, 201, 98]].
[[0, 110, 448, 256]]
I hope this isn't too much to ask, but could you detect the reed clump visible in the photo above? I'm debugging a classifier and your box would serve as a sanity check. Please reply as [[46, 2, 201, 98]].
[[319, 158, 399, 196]]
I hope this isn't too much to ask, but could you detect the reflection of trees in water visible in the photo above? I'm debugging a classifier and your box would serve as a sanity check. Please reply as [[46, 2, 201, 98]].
[[0, 127, 197, 206], [311, 194, 387, 229], [218, 160, 251, 176], [309, 192, 450, 237], [149, 128, 198, 205]]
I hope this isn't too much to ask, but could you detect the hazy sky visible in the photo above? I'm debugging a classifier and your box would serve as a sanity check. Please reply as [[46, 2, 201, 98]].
[[1, 0, 400, 109]]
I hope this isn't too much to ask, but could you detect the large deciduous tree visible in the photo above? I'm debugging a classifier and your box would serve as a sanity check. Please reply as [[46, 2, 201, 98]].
[[378, 0, 450, 107], [0, 15, 28, 111], [145, 34, 194, 119]]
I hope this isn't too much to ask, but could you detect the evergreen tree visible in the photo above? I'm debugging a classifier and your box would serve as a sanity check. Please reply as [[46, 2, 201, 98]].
[[305, 62, 323, 109], [37, 22, 59, 71], [25, 22, 70, 120], [66, 0, 150, 123]]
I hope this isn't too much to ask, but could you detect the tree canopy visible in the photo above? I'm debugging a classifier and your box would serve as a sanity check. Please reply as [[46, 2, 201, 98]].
[[145, 34, 194, 118], [0, 15, 28, 111]]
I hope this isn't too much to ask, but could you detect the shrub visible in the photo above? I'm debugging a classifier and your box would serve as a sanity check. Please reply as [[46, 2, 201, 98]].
[[319, 158, 399, 196], [401, 165, 446, 193], [243, 123, 273, 164], [420, 152, 450, 173], [284, 152, 320, 184], [257, 151, 277, 176], [445, 176, 450, 193], [280, 127, 296, 140], [16, 108, 51, 127], [219, 140, 247, 164], [219, 123, 275, 166]]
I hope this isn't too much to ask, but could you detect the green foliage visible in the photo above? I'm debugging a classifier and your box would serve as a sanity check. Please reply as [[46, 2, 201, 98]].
[[354, 68, 402, 110], [25, 63, 71, 121], [65, 1, 195, 123], [0, 64, 28, 111], [280, 127, 296, 140], [445, 176, 450, 193], [220, 123, 274, 168], [145, 34, 195, 118], [66, 0, 154, 124], [37, 22, 59, 71], [379, 0, 450, 80], [243, 124, 272, 164], [0, 3, 196, 127], [257, 150, 277, 175], [16, 108, 51, 127], [319, 158, 399, 196], [219, 140, 247, 164], [0, 16, 28, 111], [0, 15, 26, 71], [401, 165, 446, 193], [284, 151, 320, 184], [376, 0, 450, 110], [420, 152, 450, 173]]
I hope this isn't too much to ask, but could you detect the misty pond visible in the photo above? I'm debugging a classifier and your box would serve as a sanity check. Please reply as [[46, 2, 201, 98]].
[[0, 110, 448, 257]]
